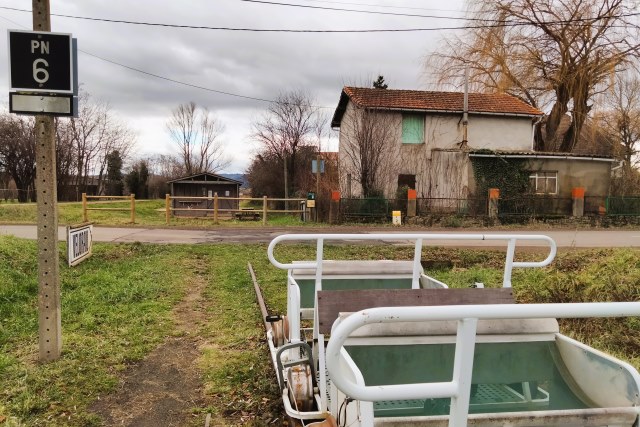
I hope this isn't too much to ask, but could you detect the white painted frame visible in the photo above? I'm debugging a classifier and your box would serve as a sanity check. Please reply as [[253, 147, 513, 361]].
[[325, 302, 640, 427]]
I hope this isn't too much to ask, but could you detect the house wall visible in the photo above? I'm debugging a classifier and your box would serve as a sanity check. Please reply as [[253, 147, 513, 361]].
[[426, 114, 532, 151], [530, 158, 612, 197], [338, 99, 533, 199], [467, 155, 612, 215]]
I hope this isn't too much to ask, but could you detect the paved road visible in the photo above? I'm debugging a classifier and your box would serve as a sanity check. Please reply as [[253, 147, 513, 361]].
[[1, 224, 640, 248]]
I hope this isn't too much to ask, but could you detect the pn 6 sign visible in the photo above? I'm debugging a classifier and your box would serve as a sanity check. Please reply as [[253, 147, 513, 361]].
[[8, 30, 73, 94]]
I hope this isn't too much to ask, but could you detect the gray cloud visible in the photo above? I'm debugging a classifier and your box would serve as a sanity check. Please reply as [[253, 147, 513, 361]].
[[1, 0, 465, 171]]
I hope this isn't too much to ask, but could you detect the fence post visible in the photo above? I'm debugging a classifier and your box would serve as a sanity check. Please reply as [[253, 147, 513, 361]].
[[82, 193, 88, 222], [572, 187, 585, 217], [165, 194, 171, 224], [488, 188, 499, 218], [214, 193, 219, 223], [407, 188, 417, 217], [130, 194, 135, 223], [330, 191, 340, 224], [262, 196, 268, 225]]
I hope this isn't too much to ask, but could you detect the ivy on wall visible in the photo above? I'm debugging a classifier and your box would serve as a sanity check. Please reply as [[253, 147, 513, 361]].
[[471, 152, 531, 199]]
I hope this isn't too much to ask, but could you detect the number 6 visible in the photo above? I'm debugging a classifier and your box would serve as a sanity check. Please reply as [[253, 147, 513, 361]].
[[33, 58, 49, 84]]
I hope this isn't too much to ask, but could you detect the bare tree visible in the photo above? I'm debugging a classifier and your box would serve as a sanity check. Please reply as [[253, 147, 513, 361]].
[[601, 73, 640, 169], [0, 114, 36, 202], [594, 73, 640, 194], [250, 90, 325, 198], [427, 0, 640, 152], [339, 106, 398, 197], [166, 102, 228, 175], [57, 93, 136, 199]]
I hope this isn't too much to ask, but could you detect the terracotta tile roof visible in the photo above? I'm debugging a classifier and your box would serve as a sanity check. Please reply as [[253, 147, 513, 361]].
[[332, 86, 543, 127]]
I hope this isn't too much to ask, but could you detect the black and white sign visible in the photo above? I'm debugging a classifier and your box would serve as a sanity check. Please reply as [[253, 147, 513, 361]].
[[8, 30, 73, 94], [67, 224, 93, 266]]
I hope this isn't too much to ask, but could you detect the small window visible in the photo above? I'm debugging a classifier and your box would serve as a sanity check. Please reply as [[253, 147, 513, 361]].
[[529, 172, 558, 195], [225, 190, 230, 197], [402, 114, 424, 144]]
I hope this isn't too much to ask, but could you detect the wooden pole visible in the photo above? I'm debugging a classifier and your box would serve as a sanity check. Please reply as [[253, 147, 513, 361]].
[[165, 193, 171, 224], [262, 195, 267, 225], [33, 0, 61, 362], [213, 192, 219, 223], [130, 194, 135, 223], [82, 192, 88, 222]]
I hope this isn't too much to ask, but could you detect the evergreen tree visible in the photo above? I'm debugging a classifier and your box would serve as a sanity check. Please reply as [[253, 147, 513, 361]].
[[125, 160, 149, 198], [373, 75, 388, 89], [106, 150, 124, 196]]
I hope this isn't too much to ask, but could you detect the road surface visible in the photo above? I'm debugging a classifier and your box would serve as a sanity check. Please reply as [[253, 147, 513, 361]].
[[1, 224, 640, 247]]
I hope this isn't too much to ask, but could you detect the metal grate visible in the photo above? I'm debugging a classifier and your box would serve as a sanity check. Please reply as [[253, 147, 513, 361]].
[[374, 399, 425, 416]]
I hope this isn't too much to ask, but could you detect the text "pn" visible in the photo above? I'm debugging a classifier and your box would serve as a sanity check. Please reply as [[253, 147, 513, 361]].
[[31, 40, 49, 54]]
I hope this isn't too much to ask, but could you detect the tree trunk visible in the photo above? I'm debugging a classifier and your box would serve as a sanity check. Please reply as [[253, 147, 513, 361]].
[[545, 84, 571, 149]]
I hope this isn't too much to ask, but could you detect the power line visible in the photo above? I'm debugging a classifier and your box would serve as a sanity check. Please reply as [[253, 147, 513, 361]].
[[0, 13, 311, 107], [295, 0, 465, 13], [0, 5, 635, 33], [237, 0, 482, 21]]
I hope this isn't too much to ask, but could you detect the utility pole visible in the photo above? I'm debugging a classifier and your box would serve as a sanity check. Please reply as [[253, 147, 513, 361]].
[[32, 0, 62, 361]]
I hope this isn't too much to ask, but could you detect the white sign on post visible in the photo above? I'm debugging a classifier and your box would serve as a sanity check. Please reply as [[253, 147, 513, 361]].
[[67, 224, 92, 266]]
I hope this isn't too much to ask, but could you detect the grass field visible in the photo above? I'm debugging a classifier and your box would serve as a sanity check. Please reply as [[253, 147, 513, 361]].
[[0, 237, 639, 425]]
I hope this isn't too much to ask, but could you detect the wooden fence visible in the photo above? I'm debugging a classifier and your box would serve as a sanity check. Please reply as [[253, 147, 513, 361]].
[[82, 193, 135, 223], [165, 194, 306, 225]]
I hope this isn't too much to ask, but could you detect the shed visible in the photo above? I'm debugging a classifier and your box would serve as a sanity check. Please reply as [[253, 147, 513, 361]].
[[168, 173, 242, 217]]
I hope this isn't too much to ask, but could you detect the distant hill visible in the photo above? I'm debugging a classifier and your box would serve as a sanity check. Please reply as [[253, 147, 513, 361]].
[[221, 173, 249, 188]]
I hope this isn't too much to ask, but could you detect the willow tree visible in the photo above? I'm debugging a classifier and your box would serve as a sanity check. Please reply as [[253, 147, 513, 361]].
[[427, 0, 640, 152]]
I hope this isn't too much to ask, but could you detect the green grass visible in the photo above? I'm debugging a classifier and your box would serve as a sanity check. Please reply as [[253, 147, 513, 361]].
[[0, 238, 194, 426], [1, 239, 640, 426]]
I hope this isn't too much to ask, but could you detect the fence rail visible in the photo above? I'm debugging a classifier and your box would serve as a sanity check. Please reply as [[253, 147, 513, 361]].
[[82, 193, 135, 223], [165, 194, 306, 225]]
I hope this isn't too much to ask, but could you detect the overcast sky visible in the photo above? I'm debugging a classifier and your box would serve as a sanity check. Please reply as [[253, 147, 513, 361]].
[[0, 0, 466, 173]]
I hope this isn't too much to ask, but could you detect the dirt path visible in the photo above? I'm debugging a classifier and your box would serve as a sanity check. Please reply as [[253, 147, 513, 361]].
[[90, 274, 209, 426]]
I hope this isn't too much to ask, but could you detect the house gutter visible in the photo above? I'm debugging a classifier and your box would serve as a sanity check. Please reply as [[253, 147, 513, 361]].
[[468, 153, 615, 162]]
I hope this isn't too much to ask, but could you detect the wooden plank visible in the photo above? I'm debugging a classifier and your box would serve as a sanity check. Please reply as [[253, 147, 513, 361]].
[[317, 288, 514, 334]]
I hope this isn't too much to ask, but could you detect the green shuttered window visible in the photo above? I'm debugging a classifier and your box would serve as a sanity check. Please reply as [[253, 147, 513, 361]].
[[402, 113, 425, 144]]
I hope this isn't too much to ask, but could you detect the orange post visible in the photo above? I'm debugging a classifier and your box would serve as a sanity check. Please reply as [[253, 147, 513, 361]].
[[488, 188, 499, 218], [572, 187, 585, 217]]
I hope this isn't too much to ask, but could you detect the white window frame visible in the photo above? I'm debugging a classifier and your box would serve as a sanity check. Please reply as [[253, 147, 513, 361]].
[[529, 171, 558, 195]]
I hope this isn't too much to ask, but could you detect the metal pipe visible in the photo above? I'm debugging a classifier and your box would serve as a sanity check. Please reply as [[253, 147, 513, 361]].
[[325, 302, 640, 404]]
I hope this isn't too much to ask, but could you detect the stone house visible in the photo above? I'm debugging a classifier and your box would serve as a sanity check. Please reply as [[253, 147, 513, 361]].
[[331, 87, 613, 208]]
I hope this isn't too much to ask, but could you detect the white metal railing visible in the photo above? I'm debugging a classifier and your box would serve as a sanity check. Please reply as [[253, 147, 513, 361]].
[[267, 233, 557, 289], [325, 302, 640, 427]]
